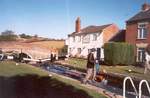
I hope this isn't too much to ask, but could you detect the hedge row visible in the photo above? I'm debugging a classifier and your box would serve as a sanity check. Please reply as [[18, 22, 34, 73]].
[[104, 42, 135, 65], [0, 35, 17, 41]]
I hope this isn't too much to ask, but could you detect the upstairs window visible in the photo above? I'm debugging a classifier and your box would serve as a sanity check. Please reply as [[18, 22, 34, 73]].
[[78, 36, 81, 42], [93, 33, 97, 41], [82, 34, 90, 43], [138, 23, 148, 39], [73, 36, 75, 42]]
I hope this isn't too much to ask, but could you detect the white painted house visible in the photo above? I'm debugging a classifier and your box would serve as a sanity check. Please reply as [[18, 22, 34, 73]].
[[66, 17, 119, 60]]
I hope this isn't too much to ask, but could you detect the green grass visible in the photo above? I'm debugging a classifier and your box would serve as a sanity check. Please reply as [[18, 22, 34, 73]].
[[62, 58, 150, 81], [101, 65, 150, 81], [0, 61, 48, 77], [0, 61, 106, 98], [52, 75, 105, 98], [66, 58, 87, 69]]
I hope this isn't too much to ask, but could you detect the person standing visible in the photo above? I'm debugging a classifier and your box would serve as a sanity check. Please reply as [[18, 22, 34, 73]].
[[50, 53, 54, 63], [144, 45, 150, 74], [95, 59, 100, 74], [144, 51, 150, 74], [82, 48, 96, 84]]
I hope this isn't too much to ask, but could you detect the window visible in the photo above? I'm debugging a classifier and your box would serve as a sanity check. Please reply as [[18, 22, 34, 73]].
[[73, 36, 75, 42], [69, 48, 72, 53], [78, 36, 81, 42], [138, 23, 148, 39], [137, 48, 145, 62], [93, 33, 97, 41], [88, 49, 91, 54], [77, 48, 81, 54], [82, 35, 90, 43]]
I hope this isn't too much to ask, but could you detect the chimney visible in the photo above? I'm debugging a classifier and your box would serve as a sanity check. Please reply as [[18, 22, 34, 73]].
[[142, 3, 150, 11], [75, 17, 81, 33]]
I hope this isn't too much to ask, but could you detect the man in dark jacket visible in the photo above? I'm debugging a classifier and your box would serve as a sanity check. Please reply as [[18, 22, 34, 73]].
[[82, 48, 96, 84]]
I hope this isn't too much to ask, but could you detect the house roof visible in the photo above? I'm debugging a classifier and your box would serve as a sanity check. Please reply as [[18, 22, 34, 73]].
[[109, 30, 126, 42], [69, 24, 112, 36], [127, 9, 150, 23]]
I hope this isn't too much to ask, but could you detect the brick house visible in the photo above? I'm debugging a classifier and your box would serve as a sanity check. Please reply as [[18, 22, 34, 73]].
[[126, 3, 150, 62], [109, 29, 126, 42], [66, 17, 119, 59]]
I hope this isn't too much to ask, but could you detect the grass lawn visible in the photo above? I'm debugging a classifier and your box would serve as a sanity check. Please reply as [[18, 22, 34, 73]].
[[60, 58, 150, 81], [0, 61, 106, 98]]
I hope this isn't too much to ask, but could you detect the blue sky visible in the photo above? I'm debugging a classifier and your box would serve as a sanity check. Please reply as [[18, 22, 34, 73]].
[[0, 0, 149, 39]]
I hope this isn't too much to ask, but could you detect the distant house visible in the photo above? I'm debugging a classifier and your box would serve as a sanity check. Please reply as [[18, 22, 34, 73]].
[[66, 17, 119, 59], [126, 3, 150, 62]]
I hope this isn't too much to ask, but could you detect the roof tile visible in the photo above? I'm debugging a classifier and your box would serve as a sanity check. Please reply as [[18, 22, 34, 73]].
[[127, 9, 150, 23], [69, 24, 112, 36]]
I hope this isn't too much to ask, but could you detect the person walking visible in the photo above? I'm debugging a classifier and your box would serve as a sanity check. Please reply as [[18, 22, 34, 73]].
[[82, 48, 96, 84], [50, 53, 54, 63]]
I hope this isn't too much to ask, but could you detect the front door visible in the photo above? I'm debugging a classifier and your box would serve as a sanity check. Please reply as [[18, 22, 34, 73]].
[[97, 48, 101, 61]]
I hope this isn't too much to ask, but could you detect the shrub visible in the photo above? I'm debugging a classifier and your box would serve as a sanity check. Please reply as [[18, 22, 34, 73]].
[[104, 42, 135, 65], [0, 30, 18, 41], [19, 33, 32, 39], [58, 45, 68, 56], [0, 35, 17, 41]]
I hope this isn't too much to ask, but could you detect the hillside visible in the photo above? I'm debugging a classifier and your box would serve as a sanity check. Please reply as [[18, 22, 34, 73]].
[[0, 40, 65, 58], [0, 40, 65, 49], [30, 40, 65, 49]]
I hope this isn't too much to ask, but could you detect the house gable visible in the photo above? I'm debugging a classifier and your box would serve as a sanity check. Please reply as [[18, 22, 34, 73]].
[[126, 3, 150, 62], [127, 3, 150, 24], [102, 24, 119, 43]]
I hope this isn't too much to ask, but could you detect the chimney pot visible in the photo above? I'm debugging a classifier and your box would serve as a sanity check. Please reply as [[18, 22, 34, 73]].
[[142, 3, 150, 11]]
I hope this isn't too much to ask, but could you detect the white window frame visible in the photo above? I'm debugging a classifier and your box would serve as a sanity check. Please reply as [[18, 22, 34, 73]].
[[93, 33, 97, 41], [73, 36, 75, 42], [77, 48, 82, 54], [82, 34, 90, 43], [78, 36, 81, 42], [137, 22, 148, 39], [137, 48, 145, 62]]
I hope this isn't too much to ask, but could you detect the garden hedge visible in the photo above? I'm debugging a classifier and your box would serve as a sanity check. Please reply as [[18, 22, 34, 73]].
[[104, 42, 135, 65]]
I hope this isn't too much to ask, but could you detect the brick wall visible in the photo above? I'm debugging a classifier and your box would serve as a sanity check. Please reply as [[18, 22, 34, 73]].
[[103, 24, 119, 43], [126, 22, 150, 45], [126, 22, 150, 61]]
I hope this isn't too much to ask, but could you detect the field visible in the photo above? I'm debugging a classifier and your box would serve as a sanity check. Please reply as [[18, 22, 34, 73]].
[[0, 40, 65, 50], [30, 40, 65, 49], [0, 61, 106, 98]]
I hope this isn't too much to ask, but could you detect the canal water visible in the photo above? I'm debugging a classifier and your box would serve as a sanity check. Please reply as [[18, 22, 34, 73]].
[[40, 64, 149, 98]]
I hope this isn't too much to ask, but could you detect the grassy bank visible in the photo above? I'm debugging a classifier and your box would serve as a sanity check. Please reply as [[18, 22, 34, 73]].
[[0, 61, 106, 98]]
